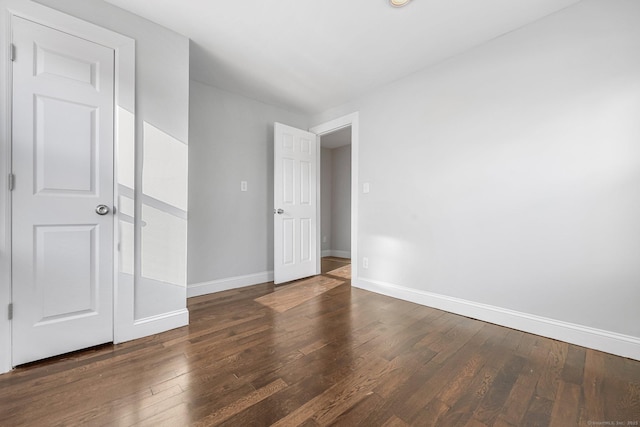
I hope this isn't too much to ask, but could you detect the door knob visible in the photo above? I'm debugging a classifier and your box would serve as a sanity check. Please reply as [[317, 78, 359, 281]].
[[275, 208, 284, 215], [95, 205, 110, 215]]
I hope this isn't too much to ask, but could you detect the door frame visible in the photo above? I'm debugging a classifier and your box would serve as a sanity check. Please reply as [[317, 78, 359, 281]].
[[310, 112, 359, 283], [0, 1, 135, 373]]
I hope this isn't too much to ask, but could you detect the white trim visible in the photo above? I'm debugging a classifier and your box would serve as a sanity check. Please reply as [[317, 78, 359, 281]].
[[321, 250, 351, 259], [310, 112, 359, 289], [315, 134, 322, 275], [0, 0, 135, 374], [188, 271, 274, 298], [0, 3, 14, 374], [330, 250, 351, 259], [116, 309, 189, 343], [354, 278, 640, 361]]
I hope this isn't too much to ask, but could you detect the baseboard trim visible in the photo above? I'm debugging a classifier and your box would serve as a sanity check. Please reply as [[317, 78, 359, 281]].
[[321, 250, 351, 259], [354, 278, 640, 361], [188, 271, 274, 298], [115, 308, 189, 343]]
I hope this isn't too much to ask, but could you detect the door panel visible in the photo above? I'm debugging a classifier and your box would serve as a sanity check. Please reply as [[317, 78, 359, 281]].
[[36, 96, 97, 194], [36, 44, 98, 86], [12, 17, 115, 365], [274, 123, 317, 284], [35, 225, 97, 321]]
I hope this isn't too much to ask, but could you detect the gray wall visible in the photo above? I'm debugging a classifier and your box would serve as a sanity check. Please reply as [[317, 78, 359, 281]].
[[321, 145, 351, 257], [188, 80, 308, 285], [321, 147, 333, 253], [330, 145, 351, 255], [312, 0, 640, 339]]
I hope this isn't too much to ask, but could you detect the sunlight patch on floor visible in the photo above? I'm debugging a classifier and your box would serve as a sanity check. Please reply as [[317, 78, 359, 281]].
[[326, 264, 351, 279], [255, 276, 345, 313]]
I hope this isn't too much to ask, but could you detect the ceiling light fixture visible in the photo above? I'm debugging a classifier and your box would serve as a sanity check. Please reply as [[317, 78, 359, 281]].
[[390, 0, 411, 7]]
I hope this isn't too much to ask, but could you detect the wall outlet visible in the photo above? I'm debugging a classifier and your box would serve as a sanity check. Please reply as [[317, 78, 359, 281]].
[[363, 182, 370, 194], [362, 257, 369, 269], [241, 181, 248, 192], [322, 236, 327, 243]]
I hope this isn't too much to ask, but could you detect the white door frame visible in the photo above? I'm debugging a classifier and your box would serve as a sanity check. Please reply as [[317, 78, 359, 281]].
[[310, 112, 359, 283], [0, 1, 135, 373]]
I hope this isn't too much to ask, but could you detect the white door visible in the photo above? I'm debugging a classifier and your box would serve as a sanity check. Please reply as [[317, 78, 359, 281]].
[[274, 123, 318, 284], [11, 17, 115, 365]]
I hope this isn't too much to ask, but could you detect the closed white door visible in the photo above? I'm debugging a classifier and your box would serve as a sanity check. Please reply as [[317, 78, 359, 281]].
[[273, 123, 318, 284], [11, 17, 115, 365]]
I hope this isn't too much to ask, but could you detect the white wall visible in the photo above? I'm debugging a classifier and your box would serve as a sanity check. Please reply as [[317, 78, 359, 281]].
[[187, 80, 308, 295], [0, 0, 189, 372], [312, 0, 640, 358], [331, 145, 352, 256]]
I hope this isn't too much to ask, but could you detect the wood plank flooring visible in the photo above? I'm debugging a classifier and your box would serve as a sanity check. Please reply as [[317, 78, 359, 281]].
[[1, 259, 639, 426], [321, 256, 351, 275]]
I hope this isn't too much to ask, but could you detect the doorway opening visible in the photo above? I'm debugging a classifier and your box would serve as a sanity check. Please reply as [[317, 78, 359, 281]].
[[320, 126, 352, 279]]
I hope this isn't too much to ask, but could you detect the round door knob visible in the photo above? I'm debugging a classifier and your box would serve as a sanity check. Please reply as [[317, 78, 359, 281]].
[[275, 208, 284, 215], [95, 205, 110, 215]]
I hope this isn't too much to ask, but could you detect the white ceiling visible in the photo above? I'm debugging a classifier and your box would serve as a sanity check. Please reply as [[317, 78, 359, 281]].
[[104, 0, 581, 114]]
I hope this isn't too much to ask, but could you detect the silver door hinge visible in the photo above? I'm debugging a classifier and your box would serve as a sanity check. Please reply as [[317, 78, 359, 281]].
[[8, 303, 13, 320], [8, 173, 15, 191], [9, 43, 15, 62]]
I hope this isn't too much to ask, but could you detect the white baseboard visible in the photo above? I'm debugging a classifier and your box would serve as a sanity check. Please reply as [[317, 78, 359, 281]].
[[321, 250, 351, 259], [354, 277, 640, 361], [188, 271, 274, 298], [115, 308, 189, 343]]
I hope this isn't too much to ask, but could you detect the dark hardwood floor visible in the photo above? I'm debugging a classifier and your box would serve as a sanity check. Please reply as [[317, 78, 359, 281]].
[[1, 260, 639, 426]]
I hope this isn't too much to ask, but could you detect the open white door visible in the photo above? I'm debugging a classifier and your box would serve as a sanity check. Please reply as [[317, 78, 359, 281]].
[[274, 123, 318, 284], [11, 17, 115, 365]]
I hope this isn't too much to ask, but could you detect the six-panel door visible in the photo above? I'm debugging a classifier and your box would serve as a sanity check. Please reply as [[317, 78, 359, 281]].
[[11, 17, 115, 365], [274, 123, 318, 284]]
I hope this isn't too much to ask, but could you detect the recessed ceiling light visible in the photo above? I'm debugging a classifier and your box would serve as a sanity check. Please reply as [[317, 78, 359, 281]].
[[390, 0, 411, 7]]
